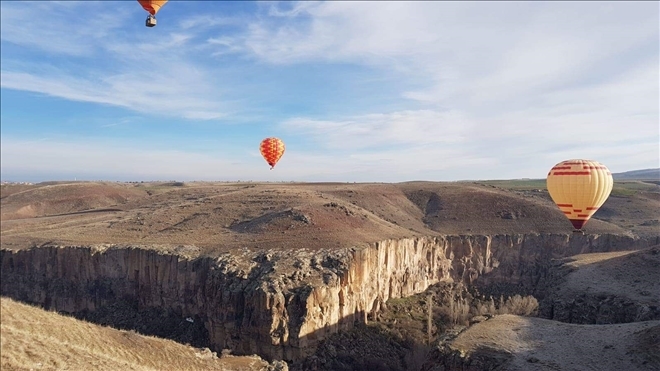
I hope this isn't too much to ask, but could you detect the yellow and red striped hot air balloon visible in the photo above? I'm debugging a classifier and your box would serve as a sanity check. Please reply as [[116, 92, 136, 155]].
[[546, 159, 613, 232], [259, 137, 285, 170], [138, 0, 168, 27]]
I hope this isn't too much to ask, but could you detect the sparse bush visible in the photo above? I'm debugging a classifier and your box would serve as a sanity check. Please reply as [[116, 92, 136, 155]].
[[378, 282, 540, 345], [502, 294, 539, 316]]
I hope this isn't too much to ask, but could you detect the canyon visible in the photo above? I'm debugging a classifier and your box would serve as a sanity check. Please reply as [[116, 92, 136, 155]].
[[1, 180, 659, 369]]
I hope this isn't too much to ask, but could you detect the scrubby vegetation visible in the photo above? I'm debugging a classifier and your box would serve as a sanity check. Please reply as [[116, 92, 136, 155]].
[[375, 282, 538, 343], [296, 282, 539, 371]]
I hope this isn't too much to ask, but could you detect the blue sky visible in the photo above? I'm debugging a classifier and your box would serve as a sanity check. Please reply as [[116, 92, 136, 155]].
[[1, 1, 658, 182]]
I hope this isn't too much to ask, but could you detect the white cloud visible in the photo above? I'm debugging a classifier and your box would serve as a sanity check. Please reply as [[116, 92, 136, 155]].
[[0, 67, 228, 120], [0, 2, 128, 57], [222, 1, 657, 113], [178, 14, 245, 30], [267, 1, 322, 18], [282, 110, 474, 150]]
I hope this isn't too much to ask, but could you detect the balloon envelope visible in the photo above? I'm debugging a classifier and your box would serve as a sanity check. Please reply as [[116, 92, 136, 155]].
[[546, 159, 613, 230], [260, 138, 285, 169], [138, 0, 168, 15]]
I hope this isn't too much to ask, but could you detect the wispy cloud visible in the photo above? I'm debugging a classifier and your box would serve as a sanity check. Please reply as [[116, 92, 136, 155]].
[[266, 1, 322, 18], [0, 67, 228, 120], [225, 2, 658, 104], [1, 2, 235, 120], [282, 110, 474, 150], [178, 14, 245, 30], [0, 2, 127, 57]]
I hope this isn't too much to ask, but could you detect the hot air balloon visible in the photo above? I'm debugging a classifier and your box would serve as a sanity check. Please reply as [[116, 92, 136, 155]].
[[546, 159, 613, 232], [138, 0, 168, 27], [260, 138, 285, 170]]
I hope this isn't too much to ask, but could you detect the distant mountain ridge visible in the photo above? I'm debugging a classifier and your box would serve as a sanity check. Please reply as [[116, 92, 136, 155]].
[[612, 168, 660, 180]]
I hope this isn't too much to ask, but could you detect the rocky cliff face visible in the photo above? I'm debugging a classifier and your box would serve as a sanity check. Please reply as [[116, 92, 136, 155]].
[[1, 234, 656, 362], [541, 293, 660, 324]]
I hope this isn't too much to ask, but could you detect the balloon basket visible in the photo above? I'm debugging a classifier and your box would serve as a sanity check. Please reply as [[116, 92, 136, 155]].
[[146, 15, 157, 27], [572, 229, 585, 235]]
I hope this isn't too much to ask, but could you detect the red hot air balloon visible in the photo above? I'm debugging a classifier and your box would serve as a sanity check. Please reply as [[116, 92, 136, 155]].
[[259, 138, 285, 170]]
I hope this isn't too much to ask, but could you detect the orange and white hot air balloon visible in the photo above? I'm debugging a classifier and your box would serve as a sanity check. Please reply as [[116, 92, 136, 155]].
[[259, 137, 285, 170], [546, 159, 613, 232]]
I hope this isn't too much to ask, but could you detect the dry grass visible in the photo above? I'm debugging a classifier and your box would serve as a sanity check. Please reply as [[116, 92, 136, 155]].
[[0, 297, 274, 371]]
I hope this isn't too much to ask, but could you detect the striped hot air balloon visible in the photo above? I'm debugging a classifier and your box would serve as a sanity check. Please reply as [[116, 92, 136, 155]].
[[546, 159, 613, 232], [259, 137, 285, 170]]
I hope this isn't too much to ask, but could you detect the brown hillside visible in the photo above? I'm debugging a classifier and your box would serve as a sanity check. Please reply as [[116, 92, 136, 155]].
[[0, 180, 656, 254], [0, 182, 144, 220]]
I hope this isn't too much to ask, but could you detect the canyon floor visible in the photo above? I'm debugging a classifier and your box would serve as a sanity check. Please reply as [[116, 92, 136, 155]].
[[1, 179, 659, 370]]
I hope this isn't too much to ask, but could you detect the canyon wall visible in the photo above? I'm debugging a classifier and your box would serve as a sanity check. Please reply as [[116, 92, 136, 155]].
[[1, 233, 656, 362]]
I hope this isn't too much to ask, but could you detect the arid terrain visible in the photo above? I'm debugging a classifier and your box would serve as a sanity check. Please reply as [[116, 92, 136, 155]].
[[0, 297, 287, 371], [1, 179, 658, 252], [1, 177, 658, 370], [423, 315, 660, 371]]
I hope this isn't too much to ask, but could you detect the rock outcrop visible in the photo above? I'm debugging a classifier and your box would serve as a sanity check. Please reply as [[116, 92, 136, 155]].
[[542, 294, 660, 325], [1, 233, 656, 362]]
